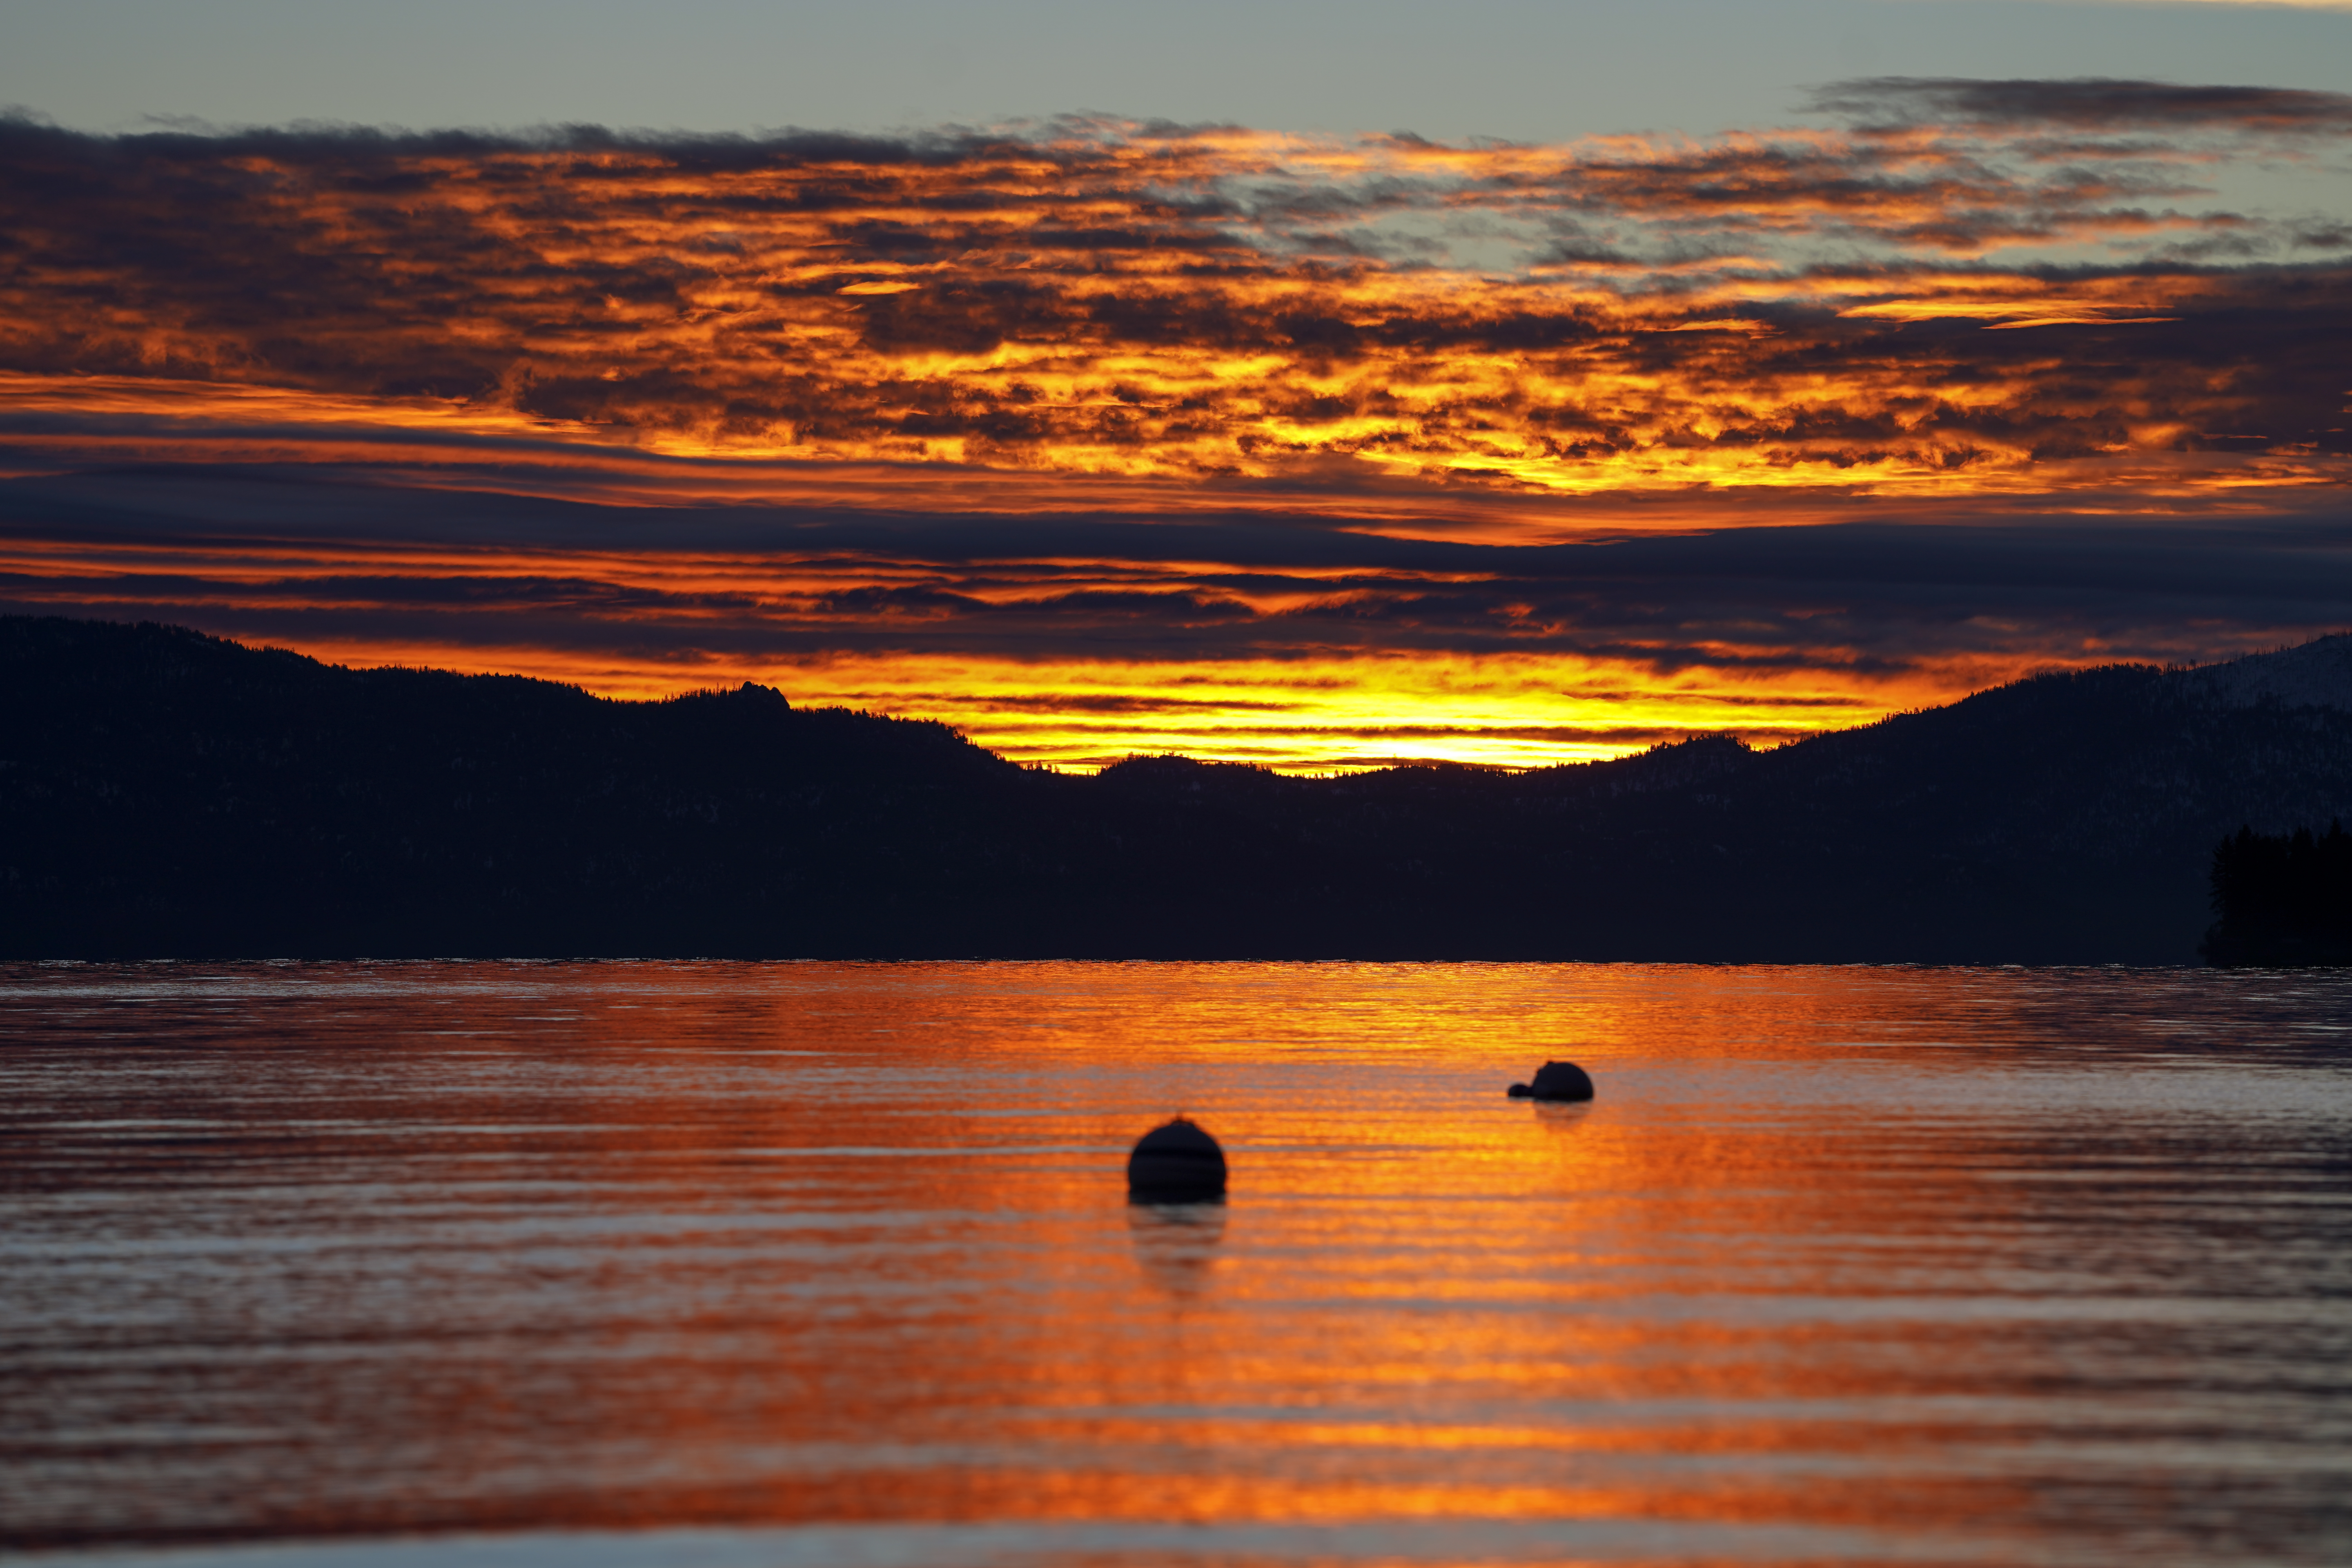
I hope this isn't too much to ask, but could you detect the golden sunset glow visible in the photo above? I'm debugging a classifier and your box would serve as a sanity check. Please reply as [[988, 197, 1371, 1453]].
[[2, 94, 2348, 765]]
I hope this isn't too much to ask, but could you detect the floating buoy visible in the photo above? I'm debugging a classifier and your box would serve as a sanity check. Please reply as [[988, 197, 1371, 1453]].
[[1127, 1117, 1228, 1198], [1506, 1060, 1594, 1102]]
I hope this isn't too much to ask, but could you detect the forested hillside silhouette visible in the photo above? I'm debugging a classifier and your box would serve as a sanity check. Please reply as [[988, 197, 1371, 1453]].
[[5, 616, 2350, 961], [2203, 823, 2352, 965]]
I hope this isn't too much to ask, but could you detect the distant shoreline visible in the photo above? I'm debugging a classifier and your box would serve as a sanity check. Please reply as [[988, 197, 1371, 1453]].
[[6, 615, 2350, 964]]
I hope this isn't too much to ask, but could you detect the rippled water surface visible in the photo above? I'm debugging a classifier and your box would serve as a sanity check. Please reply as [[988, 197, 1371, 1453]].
[[3, 961, 2350, 1567]]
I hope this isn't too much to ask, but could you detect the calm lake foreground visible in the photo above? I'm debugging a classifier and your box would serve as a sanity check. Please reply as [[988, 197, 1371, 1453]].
[[4, 962, 2349, 1568]]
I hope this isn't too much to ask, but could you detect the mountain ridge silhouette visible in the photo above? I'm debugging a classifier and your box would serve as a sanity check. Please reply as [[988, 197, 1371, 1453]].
[[5, 615, 2349, 961]]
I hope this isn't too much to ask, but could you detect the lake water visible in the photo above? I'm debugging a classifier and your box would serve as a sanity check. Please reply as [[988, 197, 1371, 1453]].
[[3, 962, 2349, 1568]]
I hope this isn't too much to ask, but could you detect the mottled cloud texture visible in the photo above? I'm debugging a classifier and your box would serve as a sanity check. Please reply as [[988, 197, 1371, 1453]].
[[2, 80, 2347, 766]]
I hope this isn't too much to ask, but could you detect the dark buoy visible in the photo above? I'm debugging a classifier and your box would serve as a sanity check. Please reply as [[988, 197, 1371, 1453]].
[[1127, 1117, 1227, 1198], [1506, 1060, 1594, 1102]]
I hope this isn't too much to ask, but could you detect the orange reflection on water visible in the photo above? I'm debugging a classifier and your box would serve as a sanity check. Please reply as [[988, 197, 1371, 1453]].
[[7, 961, 2343, 1560]]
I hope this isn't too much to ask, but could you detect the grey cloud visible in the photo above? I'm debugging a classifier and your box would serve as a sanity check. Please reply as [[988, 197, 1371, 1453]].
[[1809, 77, 2352, 136]]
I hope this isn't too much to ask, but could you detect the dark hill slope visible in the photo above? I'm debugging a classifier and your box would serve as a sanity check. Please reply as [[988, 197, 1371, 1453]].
[[0, 617, 1406, 956], [5, 616, 2350, 959], [0, 617, 1075, 954], [1099, 648, 2352, 960]]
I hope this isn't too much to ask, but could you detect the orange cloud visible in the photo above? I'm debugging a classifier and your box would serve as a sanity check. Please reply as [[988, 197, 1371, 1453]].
[[1, 94, 2347, 768], [2, 112, 2346, 502]]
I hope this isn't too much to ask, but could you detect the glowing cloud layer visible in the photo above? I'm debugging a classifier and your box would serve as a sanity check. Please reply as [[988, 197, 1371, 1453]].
[[2, 81, 2347, 766]]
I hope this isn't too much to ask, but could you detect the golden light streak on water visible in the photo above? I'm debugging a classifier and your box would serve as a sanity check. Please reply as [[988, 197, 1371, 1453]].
[[4, 961, 2348, 1563]]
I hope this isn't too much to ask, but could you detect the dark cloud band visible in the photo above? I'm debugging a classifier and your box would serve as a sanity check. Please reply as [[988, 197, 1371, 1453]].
[[5, 465, 2346, 671], [1809, 76, 2352, 134]]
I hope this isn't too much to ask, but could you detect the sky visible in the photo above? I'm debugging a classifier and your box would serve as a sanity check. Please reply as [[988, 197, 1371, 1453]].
[[2, 0, 2349, 769]]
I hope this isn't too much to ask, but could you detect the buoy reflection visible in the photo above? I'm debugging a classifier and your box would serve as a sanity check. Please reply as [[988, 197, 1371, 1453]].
[[1127, 1197, 1227, 1301], [1534, 1100, 1595, 1134]]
